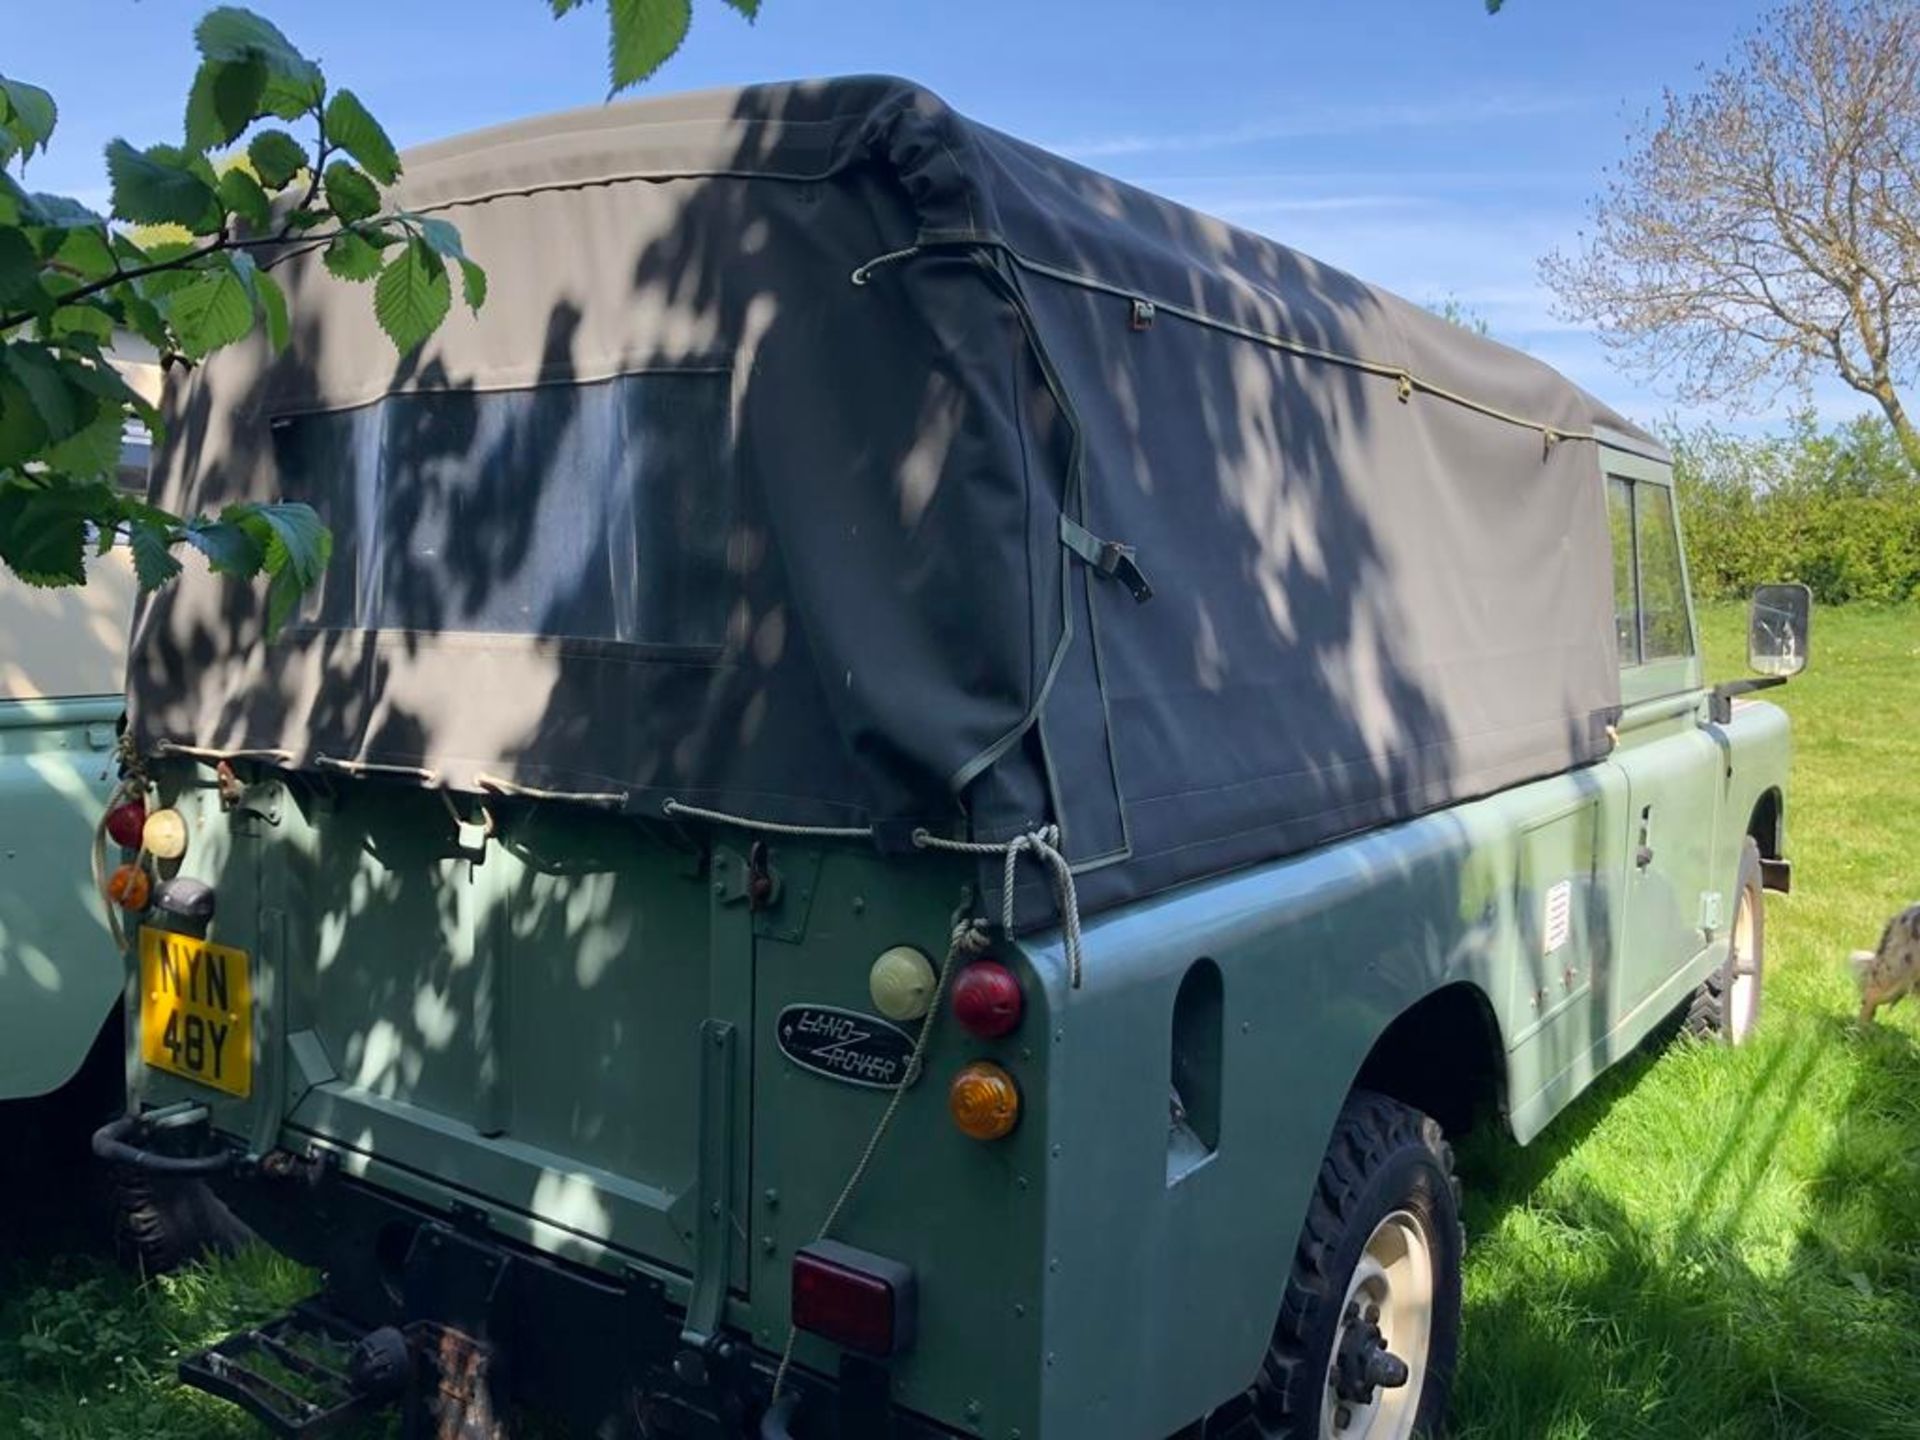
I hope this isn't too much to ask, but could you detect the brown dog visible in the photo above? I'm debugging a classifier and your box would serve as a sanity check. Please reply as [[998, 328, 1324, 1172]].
[[1852, 903, 1920, 1026]]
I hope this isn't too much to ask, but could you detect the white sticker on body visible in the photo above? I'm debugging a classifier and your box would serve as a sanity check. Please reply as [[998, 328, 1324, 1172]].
[[1544, 880, 1573, 955]]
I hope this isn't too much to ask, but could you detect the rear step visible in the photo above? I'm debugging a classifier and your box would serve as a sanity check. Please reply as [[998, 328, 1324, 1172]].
[[179, 1304, 410, 1436]]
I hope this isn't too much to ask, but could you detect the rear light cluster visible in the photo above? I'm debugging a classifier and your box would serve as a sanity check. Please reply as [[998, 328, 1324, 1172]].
[[791, 1241, 917, 1356], [787, 953, 1029, 1360], [950, 959, 1022, 1037], [102, 794, 192, 915], [945, 957, 1025, 1141]]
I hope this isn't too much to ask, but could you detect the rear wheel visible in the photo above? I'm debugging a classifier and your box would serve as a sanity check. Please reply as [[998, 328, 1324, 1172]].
[[1255, 1091, 1462, 1439], [1685, 838, 1765, 1044]]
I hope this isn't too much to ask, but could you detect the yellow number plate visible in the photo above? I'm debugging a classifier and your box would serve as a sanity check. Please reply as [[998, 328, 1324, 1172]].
[[139, 927, 252, 1099]]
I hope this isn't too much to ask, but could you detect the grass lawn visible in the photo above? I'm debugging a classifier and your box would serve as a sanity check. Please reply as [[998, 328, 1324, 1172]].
[[1, 603, 1915, 1439], [1453, 603, 1920, 1439]]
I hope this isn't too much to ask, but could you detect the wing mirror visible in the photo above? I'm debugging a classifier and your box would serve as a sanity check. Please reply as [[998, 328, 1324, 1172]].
[[1710, 582, 1812, 723]]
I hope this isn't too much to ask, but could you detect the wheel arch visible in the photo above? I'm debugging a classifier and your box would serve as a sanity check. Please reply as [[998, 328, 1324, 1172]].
[[1350, 981, 1507, 1138], [1747, 787, 1783, 859]]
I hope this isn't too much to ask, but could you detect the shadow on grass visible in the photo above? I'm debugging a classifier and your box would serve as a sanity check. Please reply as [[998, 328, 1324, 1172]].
[[1449, 1018, 1920, 1440]]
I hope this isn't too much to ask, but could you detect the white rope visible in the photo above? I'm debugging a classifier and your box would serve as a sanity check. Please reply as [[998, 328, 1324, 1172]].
[[661, 799, 1085, 987], [477, 772, 626, 808], [913, 825, 1084, 989], [154, 740, 293, 765], [769, 914, 992, 1405], [661, 797, 875, 840]]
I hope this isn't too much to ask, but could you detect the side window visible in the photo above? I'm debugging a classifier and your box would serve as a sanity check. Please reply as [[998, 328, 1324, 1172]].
[[1633, 482, 1693, 660], [1607, 477, 1639, 664]]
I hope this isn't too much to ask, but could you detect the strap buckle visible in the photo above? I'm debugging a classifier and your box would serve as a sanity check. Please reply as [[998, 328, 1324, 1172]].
[[1060, 515, 1154, 603]]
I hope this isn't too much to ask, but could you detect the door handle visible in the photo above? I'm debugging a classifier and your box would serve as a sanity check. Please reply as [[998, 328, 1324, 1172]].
[[1636, 806, 1654, 869]]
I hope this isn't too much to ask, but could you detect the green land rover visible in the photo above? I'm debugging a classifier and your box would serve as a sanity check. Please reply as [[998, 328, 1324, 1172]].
[[103, 79, 1799, 1440], [2, 397, 242, 1269]]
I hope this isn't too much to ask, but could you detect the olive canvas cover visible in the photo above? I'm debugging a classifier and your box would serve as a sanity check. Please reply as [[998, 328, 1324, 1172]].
[[128, 77, 1638, 928]]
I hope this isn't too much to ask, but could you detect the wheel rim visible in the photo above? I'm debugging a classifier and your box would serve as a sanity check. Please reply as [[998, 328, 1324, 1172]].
[[1727, 884, 1760, 1042], [1322, 1209, 1433, 1440]]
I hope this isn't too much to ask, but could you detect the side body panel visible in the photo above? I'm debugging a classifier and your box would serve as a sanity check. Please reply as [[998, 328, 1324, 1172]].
[[0, 699, 127, 1099], [0, 557, 136, 1101]]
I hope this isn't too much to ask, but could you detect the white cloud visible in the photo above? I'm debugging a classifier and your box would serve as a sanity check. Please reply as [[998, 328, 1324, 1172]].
[[1047, 93, 1586, 162]]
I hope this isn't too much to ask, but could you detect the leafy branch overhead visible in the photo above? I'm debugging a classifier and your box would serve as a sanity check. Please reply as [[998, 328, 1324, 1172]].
[[1, 0, 756, 616], [552, 0, 762, 93], [0, 6, 483, 618]]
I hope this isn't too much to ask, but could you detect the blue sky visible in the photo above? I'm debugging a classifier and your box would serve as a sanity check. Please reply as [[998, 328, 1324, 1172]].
[[12, 0, 1851, 434]]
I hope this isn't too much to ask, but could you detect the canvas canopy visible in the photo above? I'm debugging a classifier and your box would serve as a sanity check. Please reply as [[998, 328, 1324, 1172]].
[[129, 76, 1646, 928]]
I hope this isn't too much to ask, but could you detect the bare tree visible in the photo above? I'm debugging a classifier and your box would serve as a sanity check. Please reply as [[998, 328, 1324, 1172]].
[[1543, 0, 1920, 474]]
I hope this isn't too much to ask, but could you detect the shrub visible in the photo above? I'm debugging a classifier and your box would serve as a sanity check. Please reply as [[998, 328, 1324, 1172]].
[[1668, 412, 1920, 605]]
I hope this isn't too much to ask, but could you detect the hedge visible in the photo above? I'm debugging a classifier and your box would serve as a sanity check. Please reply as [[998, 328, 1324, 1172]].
[[1668, 413, 1920, 605]]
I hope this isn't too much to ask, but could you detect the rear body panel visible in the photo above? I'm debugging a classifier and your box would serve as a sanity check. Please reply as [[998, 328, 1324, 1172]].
[[132, 679, 1789, 1436]]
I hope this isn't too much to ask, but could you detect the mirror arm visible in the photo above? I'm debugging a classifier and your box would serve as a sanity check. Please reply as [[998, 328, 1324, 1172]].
[[1708, 675, 1788, 725]]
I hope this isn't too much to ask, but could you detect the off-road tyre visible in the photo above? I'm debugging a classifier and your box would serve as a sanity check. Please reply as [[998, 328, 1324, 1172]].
[[111, 1168, 252, 1274], [1684, 837, 1765, 1044], [1255, 1090, 1463, 1440]]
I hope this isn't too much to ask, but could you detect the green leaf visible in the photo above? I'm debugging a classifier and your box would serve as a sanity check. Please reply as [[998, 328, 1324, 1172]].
[[46, 403, 126, 480], [254, 268, 289, 353], [252, 501, 330, 635], [195, 8, 323, 116], [721, 0, 760, 16], [19, 191, 103, 230], [3, 343, 87, 443], [322, 161, 381, 224], [119, 292, 171, 354], [372, 237, 450, 354], [0, 170, 26, 225], [0, 226, 42, 307], [323, 228, 383, 281], [184, 57, 268, 152], [250, 500, 329, 583], [248, 128, 306, 189], [549, 0, 587, 14], [0, 372, 50, 467], [324, 90, 400, 185], [46, 225, 116, 281], [61, 354, 159, 438], [105, 140, 222, 231], [50, 304, 114, 343], [184, 516, 265, 576], [128, 520, 184, 590], [160, 265, 255, 358], [458, 258, 487, 316], [415, 216, 469, 261], [218, 165, 272, 230], [607, 0, 692, 94], [217, 499, 330, 634], [0, 77, 58, 163], [0, 477, 117, 586]]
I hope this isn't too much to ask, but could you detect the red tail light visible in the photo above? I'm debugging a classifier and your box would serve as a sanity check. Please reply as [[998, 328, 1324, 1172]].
[[791, 1242, 916, 1356], [951, 959, 1023, 1037]]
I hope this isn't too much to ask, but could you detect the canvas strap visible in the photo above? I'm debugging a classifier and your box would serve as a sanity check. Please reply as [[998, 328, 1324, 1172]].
[[1059, 514, 1154, 603]]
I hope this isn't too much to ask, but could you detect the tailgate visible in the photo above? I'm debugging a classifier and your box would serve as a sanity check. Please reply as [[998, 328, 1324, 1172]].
[[134, 767, 749, 1286]]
